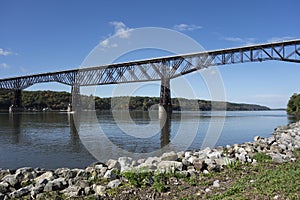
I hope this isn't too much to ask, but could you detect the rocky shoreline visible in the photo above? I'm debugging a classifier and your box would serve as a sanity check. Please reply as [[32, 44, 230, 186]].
[[1, 121, 300, 199]]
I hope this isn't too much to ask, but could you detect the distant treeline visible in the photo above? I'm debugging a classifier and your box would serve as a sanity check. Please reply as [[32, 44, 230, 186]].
[[0, 89, 270, 111]]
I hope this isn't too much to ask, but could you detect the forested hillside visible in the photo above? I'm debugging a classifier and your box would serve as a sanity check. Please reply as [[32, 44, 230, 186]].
[[0, 89, 270, 111]]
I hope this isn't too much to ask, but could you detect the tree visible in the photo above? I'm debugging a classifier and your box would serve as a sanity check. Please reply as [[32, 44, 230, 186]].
[[287, 93, 300, 115]]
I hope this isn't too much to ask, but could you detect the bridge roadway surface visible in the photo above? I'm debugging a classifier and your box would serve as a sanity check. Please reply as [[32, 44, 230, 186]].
[[0, 39, 299, 111]]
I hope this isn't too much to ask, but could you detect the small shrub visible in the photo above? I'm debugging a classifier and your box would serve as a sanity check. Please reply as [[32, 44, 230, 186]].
[[226, 160, 242, 171], [122, 170, 152, 188], [253, 152, 272, 163]]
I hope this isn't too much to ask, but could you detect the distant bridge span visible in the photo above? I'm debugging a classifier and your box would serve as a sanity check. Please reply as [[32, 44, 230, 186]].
[[1, 39, 299, 111]]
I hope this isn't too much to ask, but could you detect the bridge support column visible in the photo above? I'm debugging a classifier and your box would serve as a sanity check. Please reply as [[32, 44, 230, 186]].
[[159, 76, 172, 117], [68, 85, 81, 112], [9, 89, 23, 112]]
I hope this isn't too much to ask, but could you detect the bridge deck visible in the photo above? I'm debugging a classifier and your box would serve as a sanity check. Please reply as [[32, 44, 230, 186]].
[[0, 39, 299, 90]]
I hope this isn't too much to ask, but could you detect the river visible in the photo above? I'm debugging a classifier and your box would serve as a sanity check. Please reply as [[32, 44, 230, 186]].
[[0, 110, 296, 169]]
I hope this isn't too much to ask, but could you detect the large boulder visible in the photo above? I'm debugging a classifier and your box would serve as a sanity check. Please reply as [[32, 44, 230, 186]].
[[160, 151, 178, 161], [157, 161, 183, 172]]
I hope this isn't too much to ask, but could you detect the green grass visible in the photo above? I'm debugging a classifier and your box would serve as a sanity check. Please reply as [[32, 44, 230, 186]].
[[252, 152, 272, 162], [211, 150, 300, 199], [122, 170, 153, 188]]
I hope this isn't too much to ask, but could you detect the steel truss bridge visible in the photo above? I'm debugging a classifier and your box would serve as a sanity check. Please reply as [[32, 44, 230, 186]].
[[1, 39, 300, 111]]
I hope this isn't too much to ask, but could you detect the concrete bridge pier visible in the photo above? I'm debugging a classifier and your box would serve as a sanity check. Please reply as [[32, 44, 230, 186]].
[[158, 76, 172, 118], [9, 89, 23, 112], [68, 85, 81, 112]]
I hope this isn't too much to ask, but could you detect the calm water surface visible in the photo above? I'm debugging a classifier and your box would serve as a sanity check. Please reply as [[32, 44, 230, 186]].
[[0, 110, 296, 169]]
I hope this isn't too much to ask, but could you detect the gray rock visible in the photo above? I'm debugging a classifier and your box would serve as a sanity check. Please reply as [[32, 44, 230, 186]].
[[280, 133, 292, 141], [34, 171, 55, 183], [181, 158, 190, 166], [30, 185, 44, 199], [106, 159, 121, 171], [9, 185, 33, 198], [205, 188, 211, 193], [213, 180, 220, 188], [84, 186, 92, 195], [269, 153, 285, 163], [157, 161, 183, 172], [287, 144, 294, 151], [160, 151, 178, 161], [237, 152, 247, 162], [207, 151, 221, 160], [237, 147, 246, 154], [193, 160, 204, 171], [137, 159, 145, 164], [35, 178, 48, 188], [94, 164, 105, 170], [85, 166, 94, 174], [198, 147, 211, 159], [107, 179, 121, 189], [15, 167, 33, 175], [270, 145, 282, 153], [145, 156, 161, 165], [215, 158, 226, 167], [0, 193, 4, 200], [184, 151, 191, 158], [136, 163, 157, 171], [254, 136, 261, 141], [187, 156, 195, 164], [97, 167, 108, 177], [244, 146, 253, 153], [94, 185, 106, 195], [131, 160, 138, 168], [2, 175, 18, 187], [14, 171, 25, 184], [44, 178, 68, 192], [204, 159, 215, 170], [76, 180, 89, 188], [55, 168, 70, 177], [177, 151, 185, 159], [278, 144, 287, 151], [16, 167, 35, 183], [0, 182, 9, 194], [62, 186, 81, 197], [118, 157, 132, 172], [267, 137, 276, 145]]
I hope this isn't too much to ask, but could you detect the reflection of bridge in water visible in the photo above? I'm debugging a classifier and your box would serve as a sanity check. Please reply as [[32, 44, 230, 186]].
[[3, 111, 172, 162], [0, 40, 299, 113]]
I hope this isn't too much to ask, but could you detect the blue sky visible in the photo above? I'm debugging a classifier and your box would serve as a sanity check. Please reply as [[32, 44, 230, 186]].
[[0, 0, 300, 108]]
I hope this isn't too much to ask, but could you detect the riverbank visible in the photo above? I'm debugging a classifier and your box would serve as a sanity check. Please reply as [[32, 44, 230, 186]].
[[0, 121, 300, 199]]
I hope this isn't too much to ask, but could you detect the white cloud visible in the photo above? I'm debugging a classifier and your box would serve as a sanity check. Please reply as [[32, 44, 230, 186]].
[[173, 24, 202, 31], [109, 21, 132, 39], [0, 48, 13, 56], [100, 39, 118, 48], [267, 36, 294, 43], [100, 21, 132, 48], [0, 63, 10, 69], [223, 37, 256, 45]]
